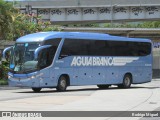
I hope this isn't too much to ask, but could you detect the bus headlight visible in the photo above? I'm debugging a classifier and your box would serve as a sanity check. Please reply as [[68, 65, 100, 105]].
[[31, 76, 35, 79], [8, 75, 13, 79]]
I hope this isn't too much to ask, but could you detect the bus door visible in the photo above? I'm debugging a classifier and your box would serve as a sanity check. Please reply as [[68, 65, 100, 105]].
[[38, 47, 54, 87]]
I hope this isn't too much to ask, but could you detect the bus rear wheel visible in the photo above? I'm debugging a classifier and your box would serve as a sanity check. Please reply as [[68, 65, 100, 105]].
[[118, 74, 132, 88], [97, 85, 110, 89], [56, 76, 67, 92], [32, 88, 42, 92]]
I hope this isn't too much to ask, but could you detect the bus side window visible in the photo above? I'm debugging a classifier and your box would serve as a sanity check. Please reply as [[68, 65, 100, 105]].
[[59, 39, 89, 59], [38, 46, 56, 69], [38, 49, 48, 69], [59, 47, 71, 59], [47, 46, 56, 65], [59, 39, 72, 59]]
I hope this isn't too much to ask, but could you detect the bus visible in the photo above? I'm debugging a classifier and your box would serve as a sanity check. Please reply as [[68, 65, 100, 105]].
[[3, 32, 152, 92]]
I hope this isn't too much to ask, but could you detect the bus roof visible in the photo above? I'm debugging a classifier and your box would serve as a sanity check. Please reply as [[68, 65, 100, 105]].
[[16, 31, 151, 43]]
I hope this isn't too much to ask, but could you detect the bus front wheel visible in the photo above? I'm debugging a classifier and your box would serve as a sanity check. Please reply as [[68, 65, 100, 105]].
[[56, 76, 67, 92], [118, 74, 132, 88], [32, 88, 42, 92], [97, 85, 110, 89]]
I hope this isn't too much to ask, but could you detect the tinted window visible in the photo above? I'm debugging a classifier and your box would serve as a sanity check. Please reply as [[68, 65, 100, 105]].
[[59, 39, 151, 59], [43, 38, 61, 46], [106, 41, 151, 56], [88, 40, 108, 56], [38, 46, 58, 69], [59, 39, 89, 59], [38, 38, 61, 69]]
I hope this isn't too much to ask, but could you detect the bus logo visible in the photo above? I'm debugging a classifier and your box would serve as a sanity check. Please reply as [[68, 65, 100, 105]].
[[71, 57, 139, 66]]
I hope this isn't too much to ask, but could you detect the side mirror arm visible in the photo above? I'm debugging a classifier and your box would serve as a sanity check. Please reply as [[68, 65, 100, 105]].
[[34, 45, 52, 60], [3, 46, 13, 59]]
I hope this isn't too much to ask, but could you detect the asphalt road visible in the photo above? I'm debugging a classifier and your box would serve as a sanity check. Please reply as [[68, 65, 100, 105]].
[[0, 79, 160, 120]]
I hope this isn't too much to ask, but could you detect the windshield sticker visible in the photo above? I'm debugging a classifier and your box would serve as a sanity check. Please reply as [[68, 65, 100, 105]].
[[71, 57, 139, 66], [10, 64, 15, 69], [25, 43, 28, 47]]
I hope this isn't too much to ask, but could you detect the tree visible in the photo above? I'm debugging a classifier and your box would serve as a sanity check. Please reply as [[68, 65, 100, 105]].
[[0, 0, 60, 41], [0, 0, 15, 39], [7, 12, 60, 40]]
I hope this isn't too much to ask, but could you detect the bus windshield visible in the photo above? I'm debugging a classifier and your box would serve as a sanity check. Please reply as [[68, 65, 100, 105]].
[[9, 38, 61, 74], [10, 43, 40, 74]]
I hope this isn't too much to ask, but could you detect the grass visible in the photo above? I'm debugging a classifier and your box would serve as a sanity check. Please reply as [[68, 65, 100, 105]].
[[0, 79, 8, 85]]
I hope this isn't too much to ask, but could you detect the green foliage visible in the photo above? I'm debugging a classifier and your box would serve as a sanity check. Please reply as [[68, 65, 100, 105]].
[[6, 13, 61, 40], [137, 21, 160, 28], [0, 0, 60, 40], [0, 79, 8, 85], [103, 21, 160, 28], [0, 0, 16, 39], [0, 61, 9, 80]]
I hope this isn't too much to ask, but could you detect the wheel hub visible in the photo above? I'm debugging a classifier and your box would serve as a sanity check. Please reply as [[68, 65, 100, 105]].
[[124, 77, 130, 86], [60, 79, 66, 88]]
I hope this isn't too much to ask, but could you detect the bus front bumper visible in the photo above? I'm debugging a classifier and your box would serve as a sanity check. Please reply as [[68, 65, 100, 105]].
[[8, 78, 40, 88], [8, 72, 41, 87]]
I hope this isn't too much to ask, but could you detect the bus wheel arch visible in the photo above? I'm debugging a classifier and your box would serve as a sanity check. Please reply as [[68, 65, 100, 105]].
[[56, 74, 70, 92], [118, 73, 132, 88]]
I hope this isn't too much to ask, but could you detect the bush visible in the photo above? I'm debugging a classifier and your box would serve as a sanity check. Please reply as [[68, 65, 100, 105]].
[[0, 79, 8, 85], [0, 60, 9, 80]]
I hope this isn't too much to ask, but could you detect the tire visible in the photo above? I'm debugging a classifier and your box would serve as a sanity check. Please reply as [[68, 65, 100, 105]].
[[32, 88, 42, 92], [118, 74, 132, 88], [97, 85, 110, 89], [56, 76, 68, 92]]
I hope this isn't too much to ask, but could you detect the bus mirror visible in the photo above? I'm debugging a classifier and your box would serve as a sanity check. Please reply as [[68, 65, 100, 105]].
[[34, 45, 52, 60], [2, 46, 13, 60]]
